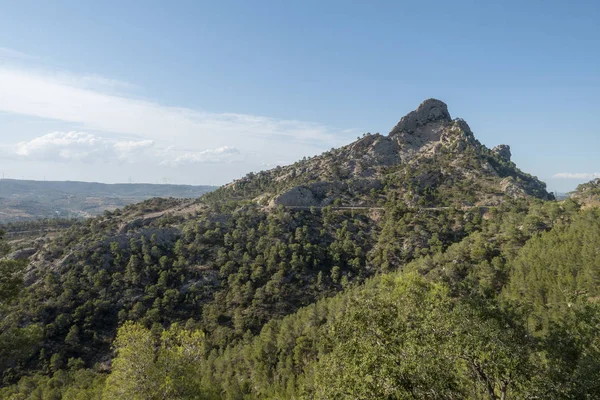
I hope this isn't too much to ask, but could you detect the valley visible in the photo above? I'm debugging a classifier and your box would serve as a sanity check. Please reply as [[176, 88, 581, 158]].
[[0, 180, 216, 223]]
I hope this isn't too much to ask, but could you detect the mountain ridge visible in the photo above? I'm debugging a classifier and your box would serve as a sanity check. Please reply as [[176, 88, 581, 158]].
[[207, 99, 551, 208]]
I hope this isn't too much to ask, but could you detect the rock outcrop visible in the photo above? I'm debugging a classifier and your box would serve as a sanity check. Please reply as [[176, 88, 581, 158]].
[[270, 178, 384, 207], [271, 185, 324, 208], [386, 100, 481, 162], [5, 247, 36, 260], [389, 99, 452, 135], [493, 145, 512, 162]]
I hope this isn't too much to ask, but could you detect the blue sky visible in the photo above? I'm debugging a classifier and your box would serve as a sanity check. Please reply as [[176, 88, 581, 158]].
[[0, 0, 598, 192]]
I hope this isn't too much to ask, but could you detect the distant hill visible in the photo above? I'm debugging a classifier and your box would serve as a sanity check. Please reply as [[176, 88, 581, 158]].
[[0, 179, 216, 222], [570, 178, 600, 207]]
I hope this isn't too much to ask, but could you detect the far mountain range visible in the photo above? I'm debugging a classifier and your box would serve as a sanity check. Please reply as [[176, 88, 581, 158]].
[[0, 179, 215, 223]]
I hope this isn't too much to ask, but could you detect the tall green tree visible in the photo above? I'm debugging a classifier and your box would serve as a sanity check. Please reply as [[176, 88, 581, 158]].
[[103, 321, 216, 400]]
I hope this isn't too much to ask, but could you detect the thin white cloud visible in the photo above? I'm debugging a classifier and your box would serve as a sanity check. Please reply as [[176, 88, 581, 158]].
[[113, 139, 155, 156], [0, 59, 356, 184], [0, 66, 348, 150], [11, 131, 154, 163], [161, 146, 241, 166], [553, 172, 600, 180], [74, 74, 137, 91]]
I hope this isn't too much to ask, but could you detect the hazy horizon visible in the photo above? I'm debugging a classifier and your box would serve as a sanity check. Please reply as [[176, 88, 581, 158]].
[[0, 177, 216, 187]]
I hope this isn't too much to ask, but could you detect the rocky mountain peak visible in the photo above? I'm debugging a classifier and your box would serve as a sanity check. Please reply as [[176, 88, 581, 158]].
[[214, 98, 552, 208], [387, 99, 475, 159], [389, 98, 452, 136]]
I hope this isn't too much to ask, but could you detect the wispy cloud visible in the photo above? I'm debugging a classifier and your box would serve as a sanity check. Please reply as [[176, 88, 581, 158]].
[[55, 72, 138, 92], [161, 146, 241, 166], [553, 172, 600, 180], [0, 57, 355, 183], [0, 66, 349, 151]]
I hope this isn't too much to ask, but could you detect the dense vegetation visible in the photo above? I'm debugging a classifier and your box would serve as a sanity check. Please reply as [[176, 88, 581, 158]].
[[0, 195, 476, 379], [1, 193, 599, 398]]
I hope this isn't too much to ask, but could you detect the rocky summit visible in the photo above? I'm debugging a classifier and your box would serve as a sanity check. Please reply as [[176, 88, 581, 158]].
[[212, 99, 552, 208], [389, 98, 452, 136]]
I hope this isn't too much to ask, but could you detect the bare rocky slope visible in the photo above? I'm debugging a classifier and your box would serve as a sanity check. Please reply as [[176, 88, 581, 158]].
[[208, 99, 551, 208]]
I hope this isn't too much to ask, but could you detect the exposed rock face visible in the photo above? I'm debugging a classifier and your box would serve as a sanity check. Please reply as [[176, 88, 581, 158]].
[[224, 98, 552, 207], [271, 185, 323, 207], [500, 177, 527, 198], [5, 248, 36, 260], [493, 145, 512, 162], [271, 179, 384, 207], [454, 118, 473, 135], [349, 134, 400, 167], [389, 99, 452, 135], [387, 99, 477, 161]]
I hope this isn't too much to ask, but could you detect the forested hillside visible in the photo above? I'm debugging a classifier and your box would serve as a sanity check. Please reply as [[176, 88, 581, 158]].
[[1, 100, 598, 399]]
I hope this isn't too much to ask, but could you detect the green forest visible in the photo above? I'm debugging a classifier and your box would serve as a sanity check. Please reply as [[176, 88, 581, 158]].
[[1, 192, 599, 399]]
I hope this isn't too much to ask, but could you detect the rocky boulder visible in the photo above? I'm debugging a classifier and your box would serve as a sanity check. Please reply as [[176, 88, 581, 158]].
[[500, 177, 526, 198], [271, 186, 322, 207]]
